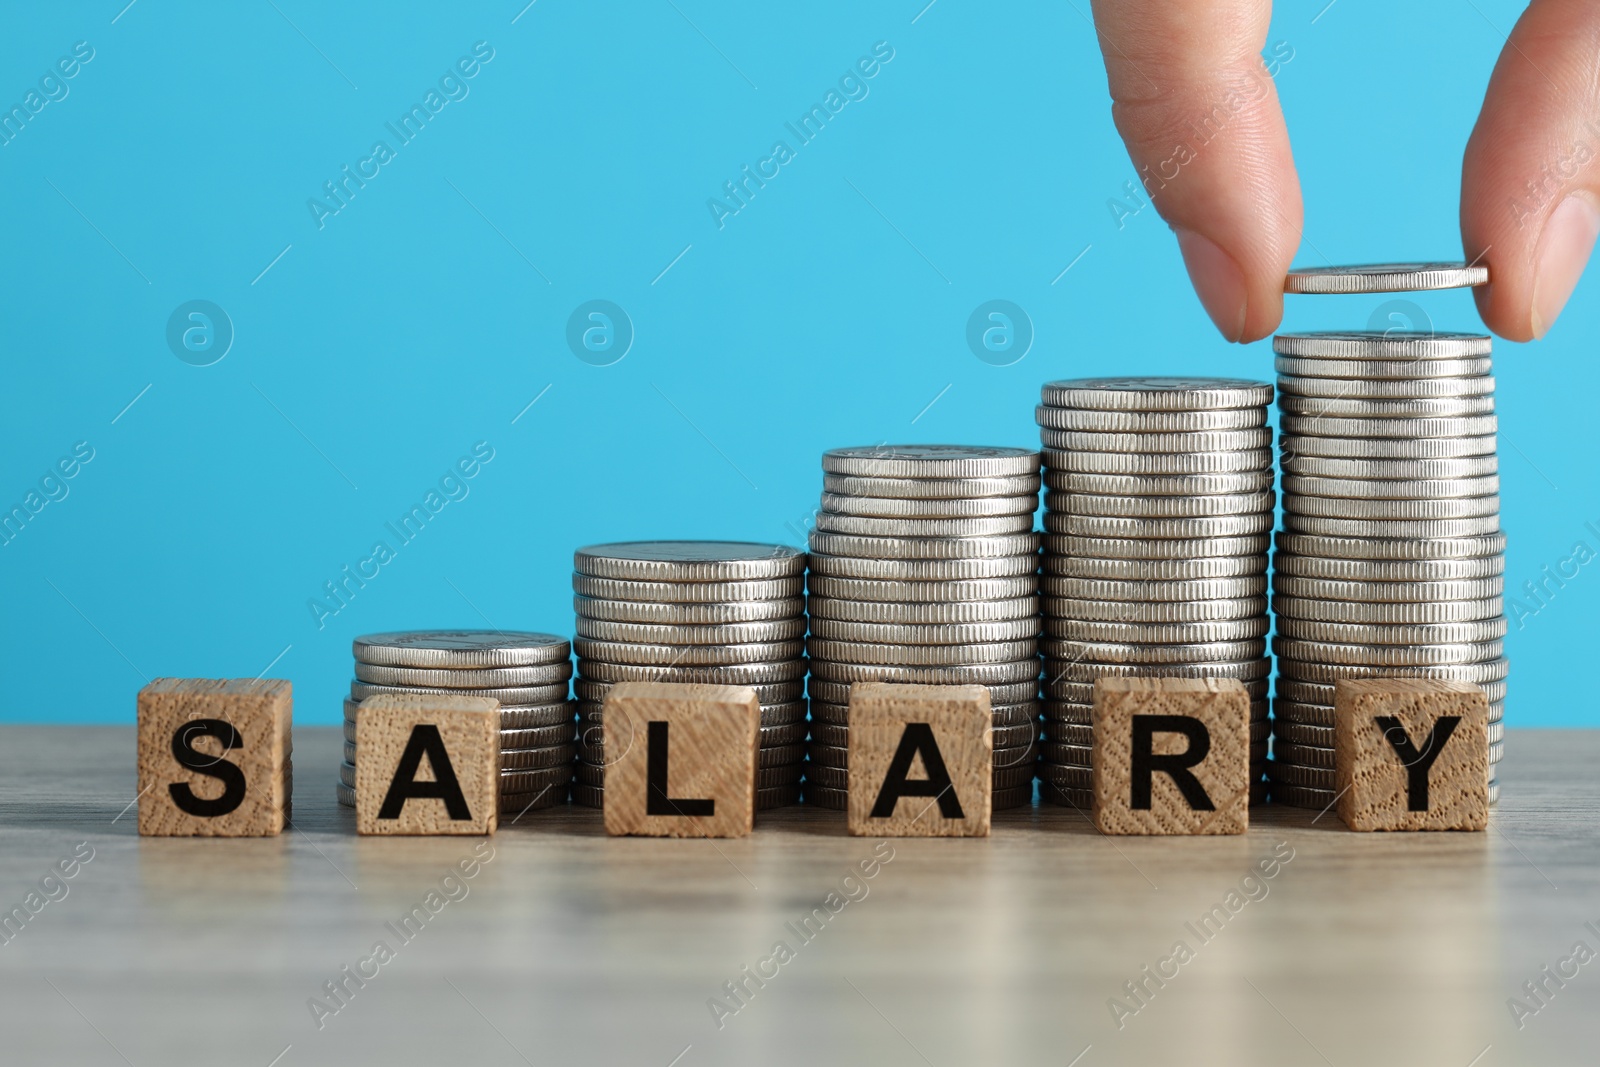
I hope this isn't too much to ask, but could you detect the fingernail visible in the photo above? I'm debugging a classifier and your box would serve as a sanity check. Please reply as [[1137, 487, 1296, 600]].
[[1532, 192, 1600, 339], [1175, 229, 1248, 342]]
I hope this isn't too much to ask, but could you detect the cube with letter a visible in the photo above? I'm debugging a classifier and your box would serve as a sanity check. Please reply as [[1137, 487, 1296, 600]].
[[847, 682, 991, 837], [1335, 679, 1489, 831], [356, 693, 499, 836], [137, 678, 293, 837], [1092, 677, 1249, 835], [603, 681, 760, 838]]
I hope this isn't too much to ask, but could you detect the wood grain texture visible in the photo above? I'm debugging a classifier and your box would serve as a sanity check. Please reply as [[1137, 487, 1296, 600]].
[[846, 682, 992, 837], [1093, 677, 1249, 835], [0, 726, 1594, 1064], [1335, 679, 1489, 832], [354, 694, 499, 836], [602, 681, 759, 838], [136, 678, 291, 837]]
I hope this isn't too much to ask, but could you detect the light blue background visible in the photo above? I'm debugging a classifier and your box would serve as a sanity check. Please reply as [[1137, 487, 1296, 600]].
[[1, 1, 1591, 725]]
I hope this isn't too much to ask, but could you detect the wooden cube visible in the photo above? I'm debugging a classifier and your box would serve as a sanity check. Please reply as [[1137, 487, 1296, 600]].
[[137, 678, 292, 837], [1092, 677, 1249, 835], [355, 693, 500, 836], [603, 681, 759, 838], [847, 682, 992, 837], [1335, 679, 1489, 831]]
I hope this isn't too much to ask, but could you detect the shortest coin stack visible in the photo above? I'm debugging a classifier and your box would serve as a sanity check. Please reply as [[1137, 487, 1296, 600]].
[[571, 542, 809, 811], [340, 631, 575, 814]]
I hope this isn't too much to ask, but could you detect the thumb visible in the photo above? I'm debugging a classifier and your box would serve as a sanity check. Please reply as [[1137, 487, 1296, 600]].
[[1462, 0, 1600, 341], [1089, 0, 1302, 343]]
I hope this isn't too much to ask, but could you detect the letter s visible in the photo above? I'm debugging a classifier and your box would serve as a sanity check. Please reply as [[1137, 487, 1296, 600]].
[[872, 40, 895, 62], [73, 41, 95, 62], [472, 41, 495, 62], [73, 441, 95, 463], [168, 719, 248, 818]]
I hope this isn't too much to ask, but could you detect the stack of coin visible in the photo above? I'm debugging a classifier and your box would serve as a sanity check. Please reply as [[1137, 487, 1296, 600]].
[[339, 631, 575, 815], [803, 445, 1042, 811], [570, 541, 808, 810], [1270, 263, 1505, 809], [1036, 378, 1276, 808]]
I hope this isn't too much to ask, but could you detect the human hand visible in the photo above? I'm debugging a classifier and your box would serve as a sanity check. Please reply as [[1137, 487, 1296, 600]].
[[1088, 0, 1600, 343]]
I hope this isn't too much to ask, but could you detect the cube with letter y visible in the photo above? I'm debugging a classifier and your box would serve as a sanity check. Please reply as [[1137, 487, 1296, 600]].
[[1335, 679, 1489, 831], [847, 682, 992, 837], [603, 681, 759, 838], [356, 693, 499, 836], [137, 678, 292, 837], [1093, 677, 1249, 835]]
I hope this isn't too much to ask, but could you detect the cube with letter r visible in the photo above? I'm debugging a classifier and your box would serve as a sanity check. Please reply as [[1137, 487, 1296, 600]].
[[1092, 677, 1249, 835], [847, 682, 992, 837], [1335, 679, 1488, 832], [137, 678, 292, 837], [355, 693, 499, 836]]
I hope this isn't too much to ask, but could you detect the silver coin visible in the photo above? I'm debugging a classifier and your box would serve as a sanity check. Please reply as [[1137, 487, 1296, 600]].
[[1045, 512, 1274, 538], [1043, 533, 1271, 560], [574, 676, 804, 706], [1039, 428, 1273, 453], [1272, 637, 1502, 666], [809, 530, 1039, 560], [1282, 474, 1499, 499], [1270, 741, 1337, 769], [1282, 414, 1497, 439], [1276, 374, 1495, 400], [573, 594, 804, 624], [1271, 330, 1492, 358], [1284, 515, 1501, 539], [1275, 617, 1507, 644], [1284, 262, 1489, 294], [1282, 434, 1498, 461], [807, 616, 1040, 644], [1041, 637, 1266, 664], [350, 680, 568, 706], [1278, 394, 1495, 419], [578, 660, 806, 684], [1044, 490, 1274, 517], [353, 662, 571, 688], [499, 787, 568, 813], [573, 541, 805, 581], [1281, 454, 1498, 479], [1039, 763, 1094, 790], [1275, 355, 1492, 380], [807, 695, 1039, 724], [1044, 554, 1267, 580], [1046, 678, 1270, 703], [821, 472, 1041, 499], [1048, 618, 1269, 643], [573, 637, 805, 667], [1264, 761, 1336, 789], [1044, 448, 1274, 475], [1036, 405, 1267, 432], [495, 744, 577, 771], [1044, 469, 1275, 496], [500, 766, 578, 794], [1041, 575, 1267, 602], [572, 574, 804, 603], [1273, 657, 1509, 685], [1273, 554, 1503, 581], [1273, 595, 1503, 623], [807, 594, 1035, 624], [574, 617, 806, 645], [813, 512, 1035, 537], [822, 445, 1040, 479], [819, 492, 1037, 518], [807, 637, 1037, 666], [809, 552, 1038, 581], [352, 630, 569, 669], [807, 573, 1037, 603], [1283, 494, 1500, 520], [1042, 659, 1270, 684], [1042, 595, 1267, 623], [496, 703, 580, 729], [807, 659, 1041, 685], [1274, 678, 1507, 709], [1040, 377, 1273, 411], [1275, 530, 1506, 561], [500, 724, 577, 749]]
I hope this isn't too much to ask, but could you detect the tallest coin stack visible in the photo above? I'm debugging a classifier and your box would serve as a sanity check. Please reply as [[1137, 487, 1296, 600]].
[[1035, 378, 1276, 807], [1269, 264, 1507, 808]]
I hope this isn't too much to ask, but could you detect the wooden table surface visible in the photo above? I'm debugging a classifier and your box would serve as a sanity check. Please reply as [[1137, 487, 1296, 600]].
[[0, 726, 1592, 1066]]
